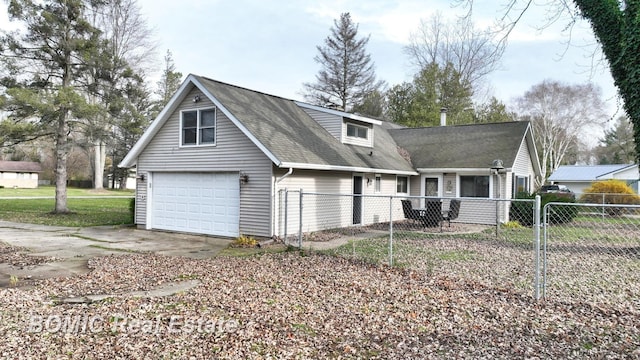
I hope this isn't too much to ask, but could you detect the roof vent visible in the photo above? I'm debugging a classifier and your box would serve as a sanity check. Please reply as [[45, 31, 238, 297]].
[[440, 107, 447, 126]]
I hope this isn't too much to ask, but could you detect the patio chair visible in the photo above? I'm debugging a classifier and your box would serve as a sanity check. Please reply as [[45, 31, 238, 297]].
[[401, 200, 428, 228], [441, 199, 461, 230], [401, 199, 441, 228]]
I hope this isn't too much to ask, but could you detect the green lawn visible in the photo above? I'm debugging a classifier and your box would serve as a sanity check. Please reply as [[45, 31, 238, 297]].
[[0, 186, 134, 227]]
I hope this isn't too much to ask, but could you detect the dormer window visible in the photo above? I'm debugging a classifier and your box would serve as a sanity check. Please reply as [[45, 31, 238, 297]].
[[346, 123, 368, 139]]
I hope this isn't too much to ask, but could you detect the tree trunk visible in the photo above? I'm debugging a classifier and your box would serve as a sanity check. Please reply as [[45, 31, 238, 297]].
[[93, 142, 105, 189], [54, 111, 70, 213]]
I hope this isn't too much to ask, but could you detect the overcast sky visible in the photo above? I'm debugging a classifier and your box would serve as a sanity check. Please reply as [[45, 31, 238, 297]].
[[0, 0, 620, 126]]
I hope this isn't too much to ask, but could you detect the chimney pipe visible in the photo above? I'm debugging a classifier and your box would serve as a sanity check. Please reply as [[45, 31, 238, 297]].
[[440, 107, 447, 126]]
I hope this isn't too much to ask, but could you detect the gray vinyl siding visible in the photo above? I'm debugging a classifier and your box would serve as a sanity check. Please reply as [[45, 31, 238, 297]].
[[134, 178, 146, 225], [136, 87, 273, 238], [275, 169, 352, 236], [456, 198, 497, 225], [299, 108, 342, 140], [443, 173, 456, 197], [274, 170, 405, 235]]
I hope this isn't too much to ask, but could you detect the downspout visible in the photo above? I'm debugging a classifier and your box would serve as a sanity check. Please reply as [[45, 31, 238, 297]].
[[276, 167, 293, 183], [273, 168, 293, 239]]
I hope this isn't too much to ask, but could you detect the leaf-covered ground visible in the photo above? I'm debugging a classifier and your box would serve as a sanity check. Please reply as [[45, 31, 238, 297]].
[[0, 246, 638, 359]]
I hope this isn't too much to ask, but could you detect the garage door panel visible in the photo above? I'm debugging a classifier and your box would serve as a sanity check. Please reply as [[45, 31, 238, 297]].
[[151, 172, 239, 237]]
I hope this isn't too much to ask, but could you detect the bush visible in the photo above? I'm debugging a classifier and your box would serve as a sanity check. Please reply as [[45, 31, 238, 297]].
[[509, 191, 578, 226], [129, 197, 136, 224], [231, 234, 259, 248], [579, 180, 640, 215]]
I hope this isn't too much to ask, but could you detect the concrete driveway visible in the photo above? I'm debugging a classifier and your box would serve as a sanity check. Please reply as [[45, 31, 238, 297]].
[[0, 220, 232, 286]]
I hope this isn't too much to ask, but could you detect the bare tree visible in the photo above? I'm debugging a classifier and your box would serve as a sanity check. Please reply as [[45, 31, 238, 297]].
[[405, 12, 503, 97], [303, 13, 385, 111], [85, 0, 156, 189], [515, 79, 607, 182], [456, 0, 640, 165]]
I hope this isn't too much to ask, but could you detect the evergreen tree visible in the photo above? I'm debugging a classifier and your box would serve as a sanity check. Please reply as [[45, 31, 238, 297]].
[[0, 0, 103, 212], [303, 12, 384, 111], [152, 49, 183, 118], [595, 115, 636, 165], [385, 62, 473, 127]]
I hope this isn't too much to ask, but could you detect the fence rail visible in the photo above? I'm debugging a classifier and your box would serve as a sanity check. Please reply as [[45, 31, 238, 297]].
[[281, 191, 640, 306]]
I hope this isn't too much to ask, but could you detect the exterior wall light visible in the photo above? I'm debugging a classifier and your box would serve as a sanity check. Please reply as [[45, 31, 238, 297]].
[[240, 173, 249, 185]]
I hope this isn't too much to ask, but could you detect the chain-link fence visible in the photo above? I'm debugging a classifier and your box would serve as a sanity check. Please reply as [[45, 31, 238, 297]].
[[279, 192, 539, 299], [542, 202, 640, 309], [280, 191, 640, 306]]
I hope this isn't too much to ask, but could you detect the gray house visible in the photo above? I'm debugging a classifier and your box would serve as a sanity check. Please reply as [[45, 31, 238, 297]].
[[548, 164, 639, 194], [119, 74, 541, 238]]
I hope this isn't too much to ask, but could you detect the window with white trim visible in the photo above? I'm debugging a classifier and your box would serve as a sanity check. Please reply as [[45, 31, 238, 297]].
[[374, 175, 381, 193], [513, 175, 529, 196], [346, 123, 368, 139], [181, 108, 216, 146], [396, 176, 409, 194], [460, 175, 490, 197]]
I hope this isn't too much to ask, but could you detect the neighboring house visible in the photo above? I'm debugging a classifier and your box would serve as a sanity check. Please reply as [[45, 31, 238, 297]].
[[119, 74, 541, 238], [0, 161, 42, 189], [548, 164, 639, 194]]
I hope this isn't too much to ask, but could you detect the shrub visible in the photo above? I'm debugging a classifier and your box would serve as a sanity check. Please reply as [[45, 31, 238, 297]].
[[509, 191, 578, 226], [579, 179, 640, 216], [129, 197, 136, 224], [231, 234, 259, 248]]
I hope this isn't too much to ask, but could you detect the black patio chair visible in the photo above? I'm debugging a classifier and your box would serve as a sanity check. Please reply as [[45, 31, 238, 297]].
[[402, 199, 441, 228], [441, 199, 461, 230]]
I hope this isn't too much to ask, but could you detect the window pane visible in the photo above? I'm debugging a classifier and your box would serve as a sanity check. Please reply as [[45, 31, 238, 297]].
[[201, 109, 215, 127], [475, 176, 490, 197], [397, 176, 408, 193], [375, 176, 381, 193], [182, 128, 197, 145], [182, 111, 197, 128], [460, 176, 489, 197], [347, 124, 356, 137], [425, 178, 438, 196], [357, 127, 367, 139], [200, 128, 215, 144]]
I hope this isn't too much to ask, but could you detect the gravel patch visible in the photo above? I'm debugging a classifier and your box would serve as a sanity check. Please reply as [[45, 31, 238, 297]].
[[0, 249, 638, 359]]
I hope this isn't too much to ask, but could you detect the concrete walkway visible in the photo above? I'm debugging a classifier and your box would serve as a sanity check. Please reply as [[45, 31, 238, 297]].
[[0, 221, 232, 286]]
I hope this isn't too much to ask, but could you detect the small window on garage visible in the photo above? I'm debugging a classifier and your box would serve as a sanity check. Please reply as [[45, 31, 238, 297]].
[[181, 108, 216, 146]]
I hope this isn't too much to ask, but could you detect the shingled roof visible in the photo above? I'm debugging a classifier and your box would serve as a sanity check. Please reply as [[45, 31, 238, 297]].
[[388, 121, 533, 170], [0, 160, 42, 172]]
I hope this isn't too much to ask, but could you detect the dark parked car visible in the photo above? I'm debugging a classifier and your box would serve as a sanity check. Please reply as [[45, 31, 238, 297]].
[[538, 184, 575, 199]]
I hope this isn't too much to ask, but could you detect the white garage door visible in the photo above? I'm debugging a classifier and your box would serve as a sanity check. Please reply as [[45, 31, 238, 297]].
[[151, 172, 239, 237]]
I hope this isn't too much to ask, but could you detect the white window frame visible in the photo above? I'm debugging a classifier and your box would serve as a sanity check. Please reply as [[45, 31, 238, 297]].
[[346, 123, 369, 140], [396, 175, 409, 194], [180, 107, 217, 147], [374, 174, 381, 193], [458, 174, 491, 198]]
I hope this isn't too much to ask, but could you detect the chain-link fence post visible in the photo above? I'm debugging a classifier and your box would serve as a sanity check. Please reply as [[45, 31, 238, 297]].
[[389, 195, 394, 267], [534, 194, 541, 300], [298, 189, 303, 249]]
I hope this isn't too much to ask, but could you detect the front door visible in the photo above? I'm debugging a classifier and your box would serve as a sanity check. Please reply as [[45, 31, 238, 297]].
[[353, 175, 363, 225], [425, 177, 439, 196]]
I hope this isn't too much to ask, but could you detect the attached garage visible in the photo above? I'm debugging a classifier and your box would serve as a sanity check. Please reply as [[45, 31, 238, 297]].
[[150, 172, 240, 237]]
